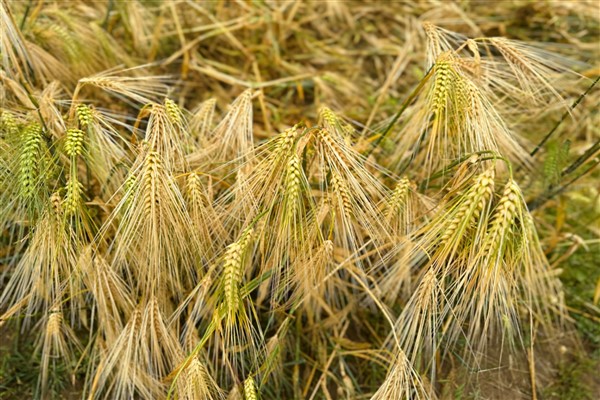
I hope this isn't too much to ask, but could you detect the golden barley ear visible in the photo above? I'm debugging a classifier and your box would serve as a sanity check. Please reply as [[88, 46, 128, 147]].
[[311, 124, 391, 262], [448, 179, 567, 357], [188, 89, 255, 170], [88, 297, 184, 399], [35, 307, 83, 399], [0, 0, 47, 81], [370, 350, 432, 400], [0, 193, 80, 328], [73, 103, 130, 196], [175, 356, 225, 400], [220, 125, 318, 304], [98, 104, 203, 301], [387, 167, 496, 363], [73, 65, 171, 107], [377, 177, 434, 304], [189, 98, 217, 147], [210, 224, 265, 379]]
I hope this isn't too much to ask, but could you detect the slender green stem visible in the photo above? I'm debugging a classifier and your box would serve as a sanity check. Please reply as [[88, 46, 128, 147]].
[[19, 0, 33, 30], [562, 139, 600, 177], [530, 76, 599, 157], [528, 156, 600, 211], [364, 66, 434, 158], [102, 0, 114, 31]]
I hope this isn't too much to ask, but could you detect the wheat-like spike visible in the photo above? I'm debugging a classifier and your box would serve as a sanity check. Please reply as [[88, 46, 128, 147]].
[[0, 111, 19, 138], [64, 128, 85, 157], [36, 308, 82, 399], [223, 227, 254, 314], [64, 173, 84, 217], [76, 103, 93, 128], [165, 98, 183, 125], [370, 350, 430, 400], [100, 128, 203, 301], [330, 170, 354, 218], [285, 153, 302, 219], [319, 106, 354, 141], [313, 126, 391, 264], [210, 224, 265, 381], [439, 169, 495, 250], [448, 179, 524, 355], [19, 123, 44, 199], [189, 98, 217, 144], [186, 171, 225, 256], [177, 357, 225, 400], [76, 66, 170, 105], [243, 376, 258, 400], [386, 177, 411, 217], [432, 55, 457, 114]]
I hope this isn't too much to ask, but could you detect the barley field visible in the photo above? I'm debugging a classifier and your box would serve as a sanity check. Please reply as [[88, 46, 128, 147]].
[[0, 1, 599, 399]]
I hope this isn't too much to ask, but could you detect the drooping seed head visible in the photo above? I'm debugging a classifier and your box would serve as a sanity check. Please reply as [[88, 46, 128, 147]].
[[165, 98, 182, 125]]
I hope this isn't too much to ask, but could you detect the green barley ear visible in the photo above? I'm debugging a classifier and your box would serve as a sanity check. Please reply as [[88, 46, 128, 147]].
[[243, 376, 259, 400], [76, 103, 93, 128], [19, 123, 45, 200], [0, 111, 19, 139], [543, 140, 570, 187], [165, 98, 183, 126], [64, 128, 85, 158], [210, 223, 264, 379], [64, 173, 84, 216], [318, 106, 354, 141]]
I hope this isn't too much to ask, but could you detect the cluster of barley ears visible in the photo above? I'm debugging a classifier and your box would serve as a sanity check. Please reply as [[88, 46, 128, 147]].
[[1, 1, 597, 399]]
